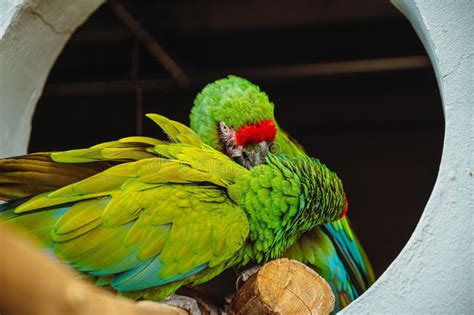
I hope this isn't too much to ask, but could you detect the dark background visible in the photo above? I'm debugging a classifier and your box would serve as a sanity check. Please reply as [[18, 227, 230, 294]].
[[29, 0, 444, 280]]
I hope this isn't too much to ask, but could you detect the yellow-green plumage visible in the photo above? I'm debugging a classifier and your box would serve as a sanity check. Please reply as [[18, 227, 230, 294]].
[[0, 136, 167, 203], [0, 114, 345, 301], [0, 153, 113, 200], [0, 76, 374, 310]]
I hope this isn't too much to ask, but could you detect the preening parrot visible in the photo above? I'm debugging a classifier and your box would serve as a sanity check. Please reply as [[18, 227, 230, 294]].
[[0, 75, 374, 310], [189, 76, 375, 310], [0, 114, 348, 301]]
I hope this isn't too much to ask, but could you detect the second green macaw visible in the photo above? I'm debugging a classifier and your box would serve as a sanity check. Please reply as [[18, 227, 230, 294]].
[[0, 114, 347, 301], [189, 75, 375, 310]]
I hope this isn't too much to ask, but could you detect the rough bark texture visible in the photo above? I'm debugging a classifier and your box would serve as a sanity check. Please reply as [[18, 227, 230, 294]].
[[230, 259, 335, 315], [0, 224, 187, 315]]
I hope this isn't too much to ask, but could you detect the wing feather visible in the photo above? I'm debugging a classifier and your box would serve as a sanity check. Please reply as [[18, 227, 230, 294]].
[[3, 158, 248, 296], [1, 114, 250, 298], [146, 113, 203, 146], [0, 153, 111, 201]]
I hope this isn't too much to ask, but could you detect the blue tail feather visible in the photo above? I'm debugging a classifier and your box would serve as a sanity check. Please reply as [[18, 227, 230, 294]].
[[112, 256, 207, 291]]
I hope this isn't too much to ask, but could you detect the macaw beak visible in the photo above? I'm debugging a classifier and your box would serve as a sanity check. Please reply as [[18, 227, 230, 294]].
[[241, 141, 271, 169]]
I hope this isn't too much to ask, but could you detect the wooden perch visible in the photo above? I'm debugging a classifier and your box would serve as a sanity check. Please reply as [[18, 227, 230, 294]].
[[230, 259, 335, 315], [0, 224, 187, 315]]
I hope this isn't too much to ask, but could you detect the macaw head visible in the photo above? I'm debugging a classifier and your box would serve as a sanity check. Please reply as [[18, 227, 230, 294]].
[[190, 75, 279, 169]]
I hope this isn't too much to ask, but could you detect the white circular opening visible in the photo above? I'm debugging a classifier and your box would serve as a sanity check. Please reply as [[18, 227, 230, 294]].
[[0, 1, 471, 313]]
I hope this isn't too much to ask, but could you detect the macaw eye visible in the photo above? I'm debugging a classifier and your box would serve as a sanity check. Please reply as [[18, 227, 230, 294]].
[[219, 121, 231, 137], [269, 142, 280, 154]]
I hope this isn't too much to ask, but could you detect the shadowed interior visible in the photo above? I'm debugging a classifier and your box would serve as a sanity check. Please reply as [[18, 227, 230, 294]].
[[28, 0, 444, 299]]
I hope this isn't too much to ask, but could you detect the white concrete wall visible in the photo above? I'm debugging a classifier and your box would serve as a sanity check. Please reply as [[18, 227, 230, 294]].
[[0, 0, 472, 313], [343, 1, 474, 314], [0, 0, 103, 158]]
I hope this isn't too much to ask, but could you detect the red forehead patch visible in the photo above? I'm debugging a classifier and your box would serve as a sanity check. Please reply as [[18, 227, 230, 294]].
[[339, 195, 349, 219], [235, 120, 277, 147]]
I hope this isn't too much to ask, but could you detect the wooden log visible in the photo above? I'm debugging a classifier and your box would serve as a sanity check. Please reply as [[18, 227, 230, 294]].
[[230, 259, 335, 315], [0, 224, 187, 315]]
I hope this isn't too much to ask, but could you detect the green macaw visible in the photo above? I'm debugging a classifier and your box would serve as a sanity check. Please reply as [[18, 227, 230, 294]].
[[189, 75, 375, 310], [0, 114, 347, 301], [0, 75, 374, 310]]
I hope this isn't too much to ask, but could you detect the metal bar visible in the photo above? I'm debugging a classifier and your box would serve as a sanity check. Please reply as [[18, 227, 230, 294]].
[[107, 0, 190, 86], [44, 56, 431, 96], [131, 40, 144, 135], [237, 55, 431, 79]]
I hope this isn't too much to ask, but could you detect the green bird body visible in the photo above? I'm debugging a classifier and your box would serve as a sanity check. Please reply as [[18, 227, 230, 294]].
[[0, 114, 346, 301], [189, 76, 375, 310], [0, 76, 374, 310]]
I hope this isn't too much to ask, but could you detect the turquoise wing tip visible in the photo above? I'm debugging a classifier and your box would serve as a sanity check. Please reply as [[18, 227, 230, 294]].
[[112, 255, 207, 292]]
